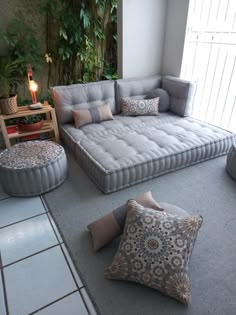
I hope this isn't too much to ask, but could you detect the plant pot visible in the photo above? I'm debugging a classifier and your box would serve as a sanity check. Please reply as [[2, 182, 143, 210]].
[[17, 119, 44, 132], [0, 94, 18, 115]]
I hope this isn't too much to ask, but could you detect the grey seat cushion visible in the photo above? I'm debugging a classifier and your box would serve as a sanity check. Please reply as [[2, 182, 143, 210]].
[[60, 113, 235, 193], [51, 80, 116, 124], [115, 76, 161, 112], [145, 88, 170, 112], [162, 76, 196, 117]]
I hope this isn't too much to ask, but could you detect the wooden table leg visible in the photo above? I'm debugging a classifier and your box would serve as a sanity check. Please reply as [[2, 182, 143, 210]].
[[0, 118, 11, 148], [46, 112, 50, 122], [50, 109, 60, 143]]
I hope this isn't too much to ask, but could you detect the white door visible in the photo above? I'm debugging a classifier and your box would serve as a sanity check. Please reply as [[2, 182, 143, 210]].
[[181, 0, 236, 132]]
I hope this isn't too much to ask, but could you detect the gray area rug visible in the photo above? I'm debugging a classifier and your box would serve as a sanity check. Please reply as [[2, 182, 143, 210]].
[[43, 151, 236, 315]]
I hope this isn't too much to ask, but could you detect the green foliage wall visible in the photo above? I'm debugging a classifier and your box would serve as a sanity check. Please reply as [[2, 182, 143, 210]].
[[0, 0, 117, 101], [0, 0, 46, 101]]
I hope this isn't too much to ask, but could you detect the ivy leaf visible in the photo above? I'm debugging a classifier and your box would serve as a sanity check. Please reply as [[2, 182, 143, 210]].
[[69, 37, 74, 44], [94, 29, 104, 39], [111, 0, 117, 13], [59, 28, 68, 40], [80, 8, 90, 29], [58, 47, 64, 56]]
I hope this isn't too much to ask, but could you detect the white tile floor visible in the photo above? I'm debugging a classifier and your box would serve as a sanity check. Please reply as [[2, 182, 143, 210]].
[[0, 191, 97, 315]]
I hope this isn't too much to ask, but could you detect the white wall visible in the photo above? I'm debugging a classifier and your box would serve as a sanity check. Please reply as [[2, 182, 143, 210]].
[[118, 0, 167, 79], [161, 0, 190, 77], [118, 0, 190, 79]]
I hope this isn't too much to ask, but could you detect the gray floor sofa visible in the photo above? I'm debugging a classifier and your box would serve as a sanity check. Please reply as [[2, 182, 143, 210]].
[[51, 75, 235, 193]]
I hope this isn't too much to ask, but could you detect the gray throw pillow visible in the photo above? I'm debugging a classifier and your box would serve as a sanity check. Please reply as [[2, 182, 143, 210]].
[[146, 88, 170, 112]]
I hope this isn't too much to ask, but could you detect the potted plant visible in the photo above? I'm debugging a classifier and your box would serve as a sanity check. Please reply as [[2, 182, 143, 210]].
[[17, 115, 44, 132], [0, 57, 23, 115], [0, 19, 42, 115]]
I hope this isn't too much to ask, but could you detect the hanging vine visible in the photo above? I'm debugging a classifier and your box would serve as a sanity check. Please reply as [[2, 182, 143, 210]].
[[41, 0, 117, 86]]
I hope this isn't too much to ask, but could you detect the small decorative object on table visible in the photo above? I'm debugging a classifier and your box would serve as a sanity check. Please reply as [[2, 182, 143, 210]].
[[29, 103, 43, 110], [226, 143, 236, 180], [26, 64, 43, 110], [27, 64, 40, 105], [0, 140, 67, 197]]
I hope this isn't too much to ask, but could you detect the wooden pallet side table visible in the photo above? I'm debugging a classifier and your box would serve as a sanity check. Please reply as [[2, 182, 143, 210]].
[[0, 104, 59, 149]]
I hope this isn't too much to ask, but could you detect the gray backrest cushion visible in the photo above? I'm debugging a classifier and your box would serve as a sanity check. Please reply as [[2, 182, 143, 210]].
[[145, 88, 170, 112], [115, 76, 161, 112], [161, 76, 196, 117], [51, 80, 115, 124]]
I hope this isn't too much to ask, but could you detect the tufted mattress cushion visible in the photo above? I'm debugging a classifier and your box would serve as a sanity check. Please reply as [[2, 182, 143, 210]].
[[51, 80, 115, 124], [60, 113, 235, 193]]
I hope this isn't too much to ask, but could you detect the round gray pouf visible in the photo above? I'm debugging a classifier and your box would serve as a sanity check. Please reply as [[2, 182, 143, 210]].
[[0, 140, 67, 197], [226, 143, 236, 180]]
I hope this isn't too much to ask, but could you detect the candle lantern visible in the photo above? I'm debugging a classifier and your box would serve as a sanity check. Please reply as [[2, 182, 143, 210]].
[[26, 64, 38, 104]]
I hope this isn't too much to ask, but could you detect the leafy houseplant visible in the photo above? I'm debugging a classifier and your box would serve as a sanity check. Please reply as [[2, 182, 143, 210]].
[[41, 0, 117, 86], [17, 115, 44, 132], [0, 19, 42, 112], [0, 57, 24, 115]]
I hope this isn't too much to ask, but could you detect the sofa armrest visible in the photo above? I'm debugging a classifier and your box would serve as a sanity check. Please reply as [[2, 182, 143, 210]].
[[161, 76, 196, 117]]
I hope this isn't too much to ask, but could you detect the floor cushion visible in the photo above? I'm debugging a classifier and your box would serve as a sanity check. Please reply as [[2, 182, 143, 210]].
[[105, 200, 203, 304], [0, 141, 67, 197], [60, 113, 235, 193], [226, 143, 236, 180]]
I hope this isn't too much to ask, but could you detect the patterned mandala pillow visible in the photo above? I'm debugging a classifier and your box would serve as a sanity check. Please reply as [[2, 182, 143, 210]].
[[120, 97, 159, 116], [105, 200, 203, 304]]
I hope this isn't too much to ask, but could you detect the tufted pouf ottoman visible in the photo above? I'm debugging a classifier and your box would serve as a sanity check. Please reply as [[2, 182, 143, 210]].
[[226, 143, 236, 180], [0, 141, 67, 197]]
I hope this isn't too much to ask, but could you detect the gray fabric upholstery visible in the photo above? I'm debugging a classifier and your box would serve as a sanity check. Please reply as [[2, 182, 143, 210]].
[[145, 88, 170, 112], [52, 76, 234, 194], [226, 143, 236, 180], [0, 141, 67, 197], [162, 76, 196, 117], [51, 80, 116, 124], [159, 202, 190, 217], [115, 76, 161, 112], [60, 113, 235, 193], [59, 124, 79, 153]]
